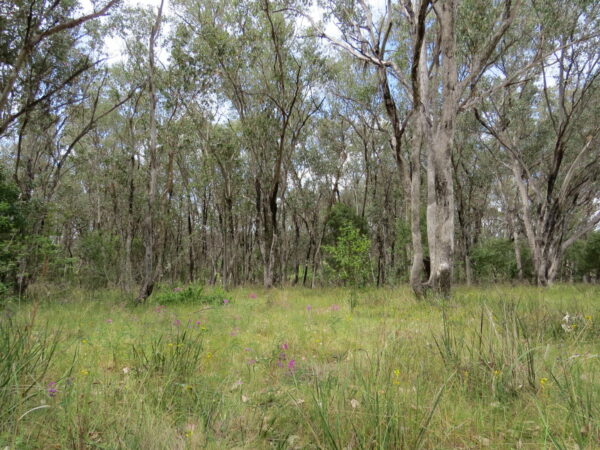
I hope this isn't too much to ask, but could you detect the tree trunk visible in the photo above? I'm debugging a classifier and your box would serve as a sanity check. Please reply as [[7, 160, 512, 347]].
[[427, 0, 457, 298], [136, 0, 164, 303]]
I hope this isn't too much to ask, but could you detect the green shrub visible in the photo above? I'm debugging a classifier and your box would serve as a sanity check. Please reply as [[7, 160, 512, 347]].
[[564, 231, 600, 281], [324, 203, 369, 245], [323, 224, 372, 287]]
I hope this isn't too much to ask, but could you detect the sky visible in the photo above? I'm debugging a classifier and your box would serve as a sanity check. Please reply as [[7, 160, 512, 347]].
[[82, 0, 171, 62], [82, 0, 387, 63]]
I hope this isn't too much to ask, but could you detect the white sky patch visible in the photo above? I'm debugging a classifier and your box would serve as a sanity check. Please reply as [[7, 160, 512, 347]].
[[82, 0, 386, 64], [82, 0, 171, 63]]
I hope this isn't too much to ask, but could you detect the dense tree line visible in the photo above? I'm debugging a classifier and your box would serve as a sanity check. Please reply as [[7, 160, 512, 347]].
[[0, 0, 598, 301]]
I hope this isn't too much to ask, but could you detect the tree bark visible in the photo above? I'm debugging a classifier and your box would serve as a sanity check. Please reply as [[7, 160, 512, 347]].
[[136, 0, 164, 303]]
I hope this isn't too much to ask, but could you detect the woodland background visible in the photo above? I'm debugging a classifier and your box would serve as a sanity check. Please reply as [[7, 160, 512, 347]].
[[0, 0, 599, 302]]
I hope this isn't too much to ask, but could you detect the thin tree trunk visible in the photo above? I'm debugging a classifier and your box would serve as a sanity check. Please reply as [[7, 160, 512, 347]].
[[136, 0, 164, 303]]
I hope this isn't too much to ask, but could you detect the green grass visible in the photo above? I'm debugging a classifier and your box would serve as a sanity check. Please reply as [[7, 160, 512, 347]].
[[1, 284, 599, 448]]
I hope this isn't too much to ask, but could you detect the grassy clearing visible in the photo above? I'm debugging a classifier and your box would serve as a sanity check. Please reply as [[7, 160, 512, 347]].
[[1, 284, 599, 448]]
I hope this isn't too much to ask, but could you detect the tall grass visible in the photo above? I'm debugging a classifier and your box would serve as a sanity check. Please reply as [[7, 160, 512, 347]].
[[0, 284, 598, 448], [0, 305, 62, 442]]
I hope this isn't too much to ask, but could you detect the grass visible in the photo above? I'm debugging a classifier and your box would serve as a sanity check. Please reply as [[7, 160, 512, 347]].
[[1, 283, 599, 448]]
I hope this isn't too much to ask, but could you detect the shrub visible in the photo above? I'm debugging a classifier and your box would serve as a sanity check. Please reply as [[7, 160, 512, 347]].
[[323, 224, 372, 287]]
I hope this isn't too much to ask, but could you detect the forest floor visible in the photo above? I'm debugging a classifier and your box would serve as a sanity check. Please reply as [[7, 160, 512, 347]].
[[2, 284, 600, 449]]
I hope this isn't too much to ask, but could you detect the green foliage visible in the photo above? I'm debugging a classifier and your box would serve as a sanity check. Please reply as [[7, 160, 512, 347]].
[[565, 232, 600, 280], [325, 203, 368, 245], [0, 170, 25, 300], [79, 231, 122, 288], [323, 224, 372, 287], [152, 284, 229, 306], [471, 238, 533, 282], [581, 232, 600, 277]]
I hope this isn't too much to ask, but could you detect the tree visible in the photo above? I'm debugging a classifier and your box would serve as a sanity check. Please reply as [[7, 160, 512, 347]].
[[0, 0, 119, 137], [174, 0, 324, 287], [306, 0, 520, 297], [476, 0, 600, 285]]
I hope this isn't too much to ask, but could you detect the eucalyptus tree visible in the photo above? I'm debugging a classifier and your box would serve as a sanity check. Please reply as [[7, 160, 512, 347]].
[[173, 0, 325, 288], [0, 0, 131, 293], [284, 104, 353, 286], [451, 115, 494, 284], [0, 0, 118, 138], [308, 0, 521, 296], [476, 0, 600, 286]]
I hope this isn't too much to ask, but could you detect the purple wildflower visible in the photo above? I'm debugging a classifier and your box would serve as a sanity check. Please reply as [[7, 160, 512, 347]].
[[331, 304, 340, 311], [306, 305, 312, 312], [247, 359, 257, 365], [249, 293, 257, 299], [195, 320, 202, 326], [223, 299, 230, 305], [106, 319, 113, 324], [173, 319, 181, 326], [288, 359, 296, 371], [281, 342, 289, 350], [244, 347, 252, 352], [47, 382, 58, 397]]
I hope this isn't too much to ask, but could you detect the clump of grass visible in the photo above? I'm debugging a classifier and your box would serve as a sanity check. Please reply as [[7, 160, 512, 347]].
[[537, 357, 600, 448], [131, 328, 204, 378], [290, 343, 449, 449], [151, 284, 229, 306], [434, 302, 538, 401], [0, 308, 61, 438]]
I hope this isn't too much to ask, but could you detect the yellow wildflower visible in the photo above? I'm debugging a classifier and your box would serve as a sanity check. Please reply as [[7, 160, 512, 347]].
[[80, 369, 89, 376]]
